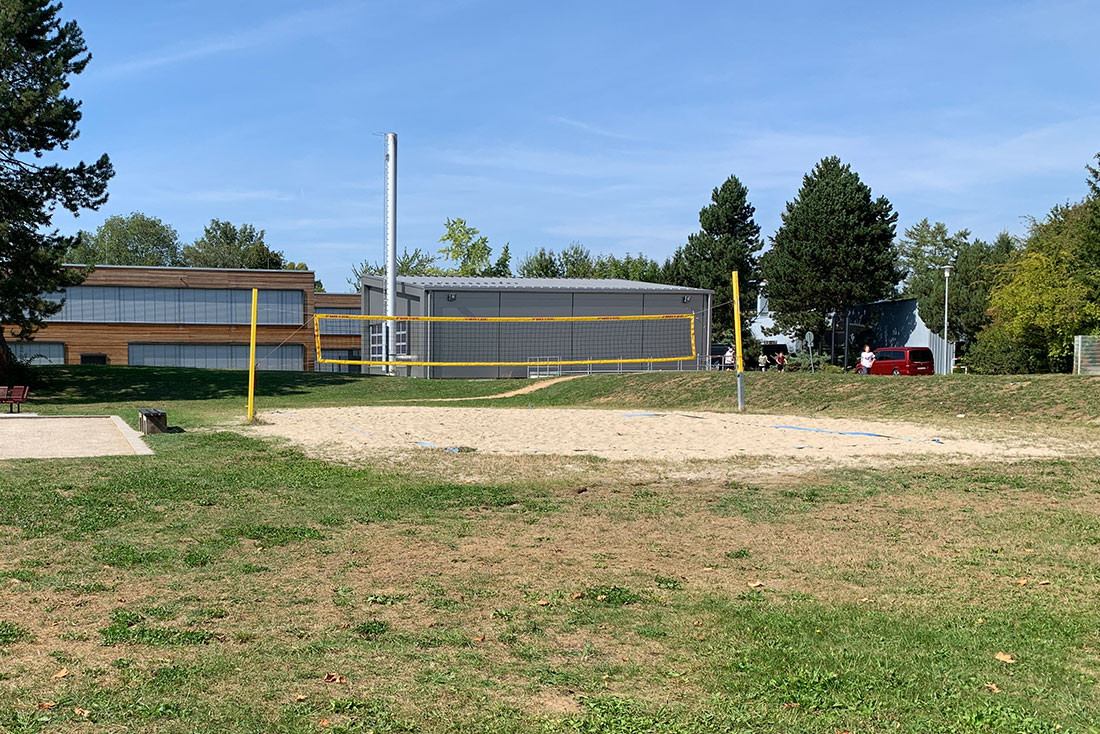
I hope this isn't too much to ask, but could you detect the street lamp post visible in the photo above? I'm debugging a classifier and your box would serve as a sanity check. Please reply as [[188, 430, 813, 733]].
[[942, 264, 954, 375]]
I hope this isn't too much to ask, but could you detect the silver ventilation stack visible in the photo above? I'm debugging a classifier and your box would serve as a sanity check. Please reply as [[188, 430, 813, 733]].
[[383, 132, 397, 370]]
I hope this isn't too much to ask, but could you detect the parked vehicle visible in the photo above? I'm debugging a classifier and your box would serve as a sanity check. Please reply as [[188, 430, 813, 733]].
[[870, 346, 935, 375]]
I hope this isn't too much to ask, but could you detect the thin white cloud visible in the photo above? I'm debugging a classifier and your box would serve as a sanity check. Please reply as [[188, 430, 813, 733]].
[[96, 3, 360, 78], [551, 116, 649, 143]]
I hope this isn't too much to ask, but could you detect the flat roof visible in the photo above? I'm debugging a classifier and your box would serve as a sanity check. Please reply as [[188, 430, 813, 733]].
[[361, 275, 711, 294], [63, 264, 314, 274]]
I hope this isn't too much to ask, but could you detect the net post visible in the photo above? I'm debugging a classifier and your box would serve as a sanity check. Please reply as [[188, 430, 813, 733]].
[[246, 288, 258, 422], [732, 271, 745, 412]]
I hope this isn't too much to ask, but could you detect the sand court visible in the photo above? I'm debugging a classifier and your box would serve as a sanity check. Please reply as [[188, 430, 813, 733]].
[[251, 405, 1065, 464], [0, 415, 152, 460]]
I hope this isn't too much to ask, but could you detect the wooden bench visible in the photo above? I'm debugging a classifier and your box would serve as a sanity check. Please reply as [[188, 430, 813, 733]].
[[2, 386, 29, 413]]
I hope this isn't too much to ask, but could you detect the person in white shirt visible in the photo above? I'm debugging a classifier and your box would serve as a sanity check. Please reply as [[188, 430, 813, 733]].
[[858, 344, 876, 374], [723, 346, 735, 370]]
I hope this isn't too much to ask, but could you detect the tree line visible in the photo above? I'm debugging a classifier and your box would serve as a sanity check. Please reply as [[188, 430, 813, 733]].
[[66, 215, 321, 290], [392, 151, 1100, 374], [4, 1, 1097, 377]]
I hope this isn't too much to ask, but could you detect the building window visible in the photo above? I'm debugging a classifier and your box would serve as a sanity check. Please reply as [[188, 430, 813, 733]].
[[367, 323, 408, 360], [127, 343, 304, 371], [317, 307, 361, 334], [80, 354, 108, 365], [317, 349, 362, 373], [45, 286, 304, 325], [8, 341, 65, 365]]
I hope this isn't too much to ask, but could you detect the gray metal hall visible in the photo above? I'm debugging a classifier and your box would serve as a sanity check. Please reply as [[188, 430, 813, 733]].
[[358, 276, 713, 378]]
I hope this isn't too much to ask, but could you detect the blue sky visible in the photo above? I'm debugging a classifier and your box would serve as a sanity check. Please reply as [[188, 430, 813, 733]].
[[57, 0, 1100, 290]]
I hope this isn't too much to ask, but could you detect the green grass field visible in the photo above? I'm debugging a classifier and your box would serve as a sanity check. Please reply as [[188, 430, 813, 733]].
[[2, 367, 1100, 733]]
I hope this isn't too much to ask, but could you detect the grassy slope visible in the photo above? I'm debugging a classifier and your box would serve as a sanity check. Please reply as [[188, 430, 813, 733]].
[[3, 366, 1100, 732], [26, 366, 520, 427], [489, 371, 1100, 424], [23, 365, 1100, 427]]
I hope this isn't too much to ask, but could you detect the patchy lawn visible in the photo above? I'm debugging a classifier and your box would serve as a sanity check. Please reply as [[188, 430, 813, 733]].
[[2, 367, 1099, 732]]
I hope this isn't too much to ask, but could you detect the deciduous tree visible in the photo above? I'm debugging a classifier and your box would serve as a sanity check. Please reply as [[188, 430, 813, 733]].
[[68, 212, 182, 266], [901, 221, 1016, 349], [517, 247, 562, 277], [437, 218, 511, 276], [972, 199, 1100, 372], [182, 220, 285, 269], [347, 247, 442, 289]]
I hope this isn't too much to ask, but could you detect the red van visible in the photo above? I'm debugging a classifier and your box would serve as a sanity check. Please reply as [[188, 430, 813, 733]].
[[870, 346, 936, 375]]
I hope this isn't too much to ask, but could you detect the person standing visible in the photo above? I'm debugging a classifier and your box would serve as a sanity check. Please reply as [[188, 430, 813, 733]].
[[723, 346, 735, 371], [858, 344, 876, 374], [775, 351, 787, 372], [758, 350, 769, 372]]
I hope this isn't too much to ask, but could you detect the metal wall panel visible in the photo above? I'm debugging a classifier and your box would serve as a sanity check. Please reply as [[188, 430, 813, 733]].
[[641, 293, 698, 371], [497, 293, 574, 377], [571, 293, 645, 372], [429, 291, 501, 378]]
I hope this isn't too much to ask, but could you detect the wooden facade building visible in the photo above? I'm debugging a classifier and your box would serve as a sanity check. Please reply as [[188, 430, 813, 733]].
[[6, 266, 330, 371]]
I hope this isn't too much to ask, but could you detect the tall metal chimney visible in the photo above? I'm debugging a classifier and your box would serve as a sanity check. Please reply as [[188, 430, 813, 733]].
[[383, 132, 397, 369]]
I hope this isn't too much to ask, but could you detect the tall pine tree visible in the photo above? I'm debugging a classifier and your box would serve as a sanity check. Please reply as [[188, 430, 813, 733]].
[[664, 175, 762, 337], [761, 156, 899, 358], [1, 1, 113, 375]]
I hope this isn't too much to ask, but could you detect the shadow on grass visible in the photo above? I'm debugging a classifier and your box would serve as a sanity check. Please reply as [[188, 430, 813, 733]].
[[30, 365, 364, 405]]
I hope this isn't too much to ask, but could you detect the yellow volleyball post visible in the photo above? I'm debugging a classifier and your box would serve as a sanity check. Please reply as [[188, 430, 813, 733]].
[[246, 288, 258, 422], [732, 271, 745, 411]]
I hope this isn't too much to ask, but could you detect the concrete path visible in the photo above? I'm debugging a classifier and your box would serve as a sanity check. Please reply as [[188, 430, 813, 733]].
[[0, 415, 152, 459]]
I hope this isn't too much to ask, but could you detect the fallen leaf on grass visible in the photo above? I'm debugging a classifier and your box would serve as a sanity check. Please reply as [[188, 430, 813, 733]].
[[73, 708, 90, 717], [782, 702, 800, 709], [1038, 580, 1051, 586], [994, 652, 1016, 664], [37, 702, 56, 710], [536, 599, 550, 607], [748, 581, 765, 589], [52, 668, 69, 679], [596, 595, 607, 601], [323, 673, 348, 684], [1016, 578, 1029, 586], [569, 592, 583, 600], [1023, 548, 1035, 553], [473, 635, 486, 642], [295, 694, 307, 702], [984, 683, 1002, 693], [319, 718, 331, 728]]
